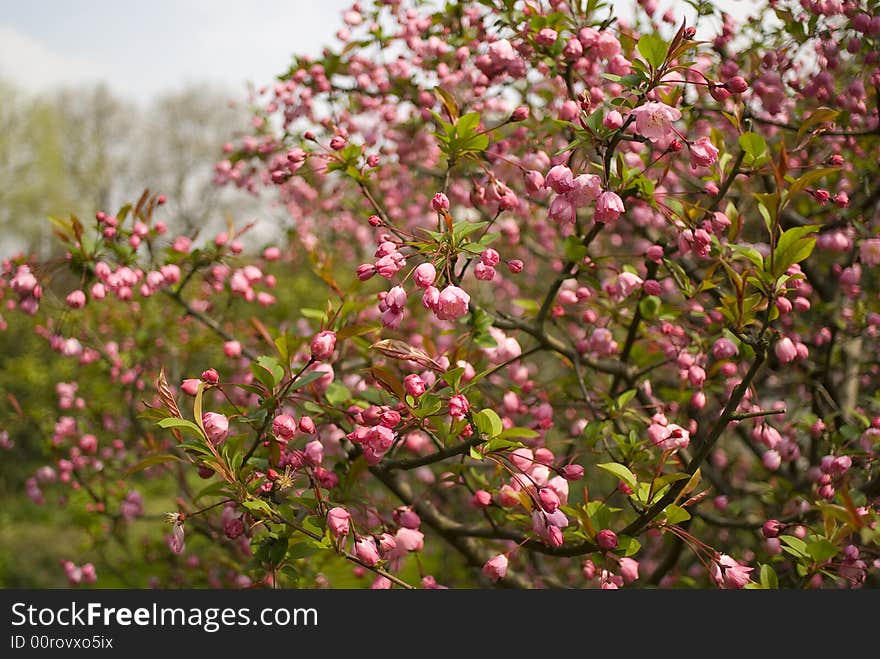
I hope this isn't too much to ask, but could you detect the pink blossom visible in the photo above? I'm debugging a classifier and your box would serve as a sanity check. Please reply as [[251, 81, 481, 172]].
[[630, 102, 682, 141], [548, 194, 576, 223], [66, 290, 86, 309], [404, 374, 426, 397], [775, 337, 798, 363], [619, 557, 640, 584], [431, 192, 450, 212], [482, 554, 509, 582], [311, 330, 337, 360], [413, 262, 436, 288], [596, 529, 618, 550], [435, 285, 470, 321], [712, 338, 739, 360], [327, 507, 351, 539], [448, 394, 470, 420], [272, 414, 297, 442], [202, 412, 229, 445], [395, 527, 424, 552], [544, 165, 575, 194], [617, 272, 644, 298], [690, 137, 719, 168], [712, 554, 753, 589], [354, 537, 380, 566], [860, 238, 880, 266], [595, 191, 624, 223]]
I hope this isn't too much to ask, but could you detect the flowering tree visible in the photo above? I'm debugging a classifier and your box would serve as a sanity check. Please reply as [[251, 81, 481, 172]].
[[3, 0, 879, 589]]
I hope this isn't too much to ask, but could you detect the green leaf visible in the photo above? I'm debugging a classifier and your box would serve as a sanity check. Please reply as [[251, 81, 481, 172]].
[[729, 244, 765, 269], [287, 369, 328, 392], [457, 111, 480, 135], [496, 427, 540, 440], [413, 393, 442, 419], [638, 295, 661, 320], [158, 417, 205, 438], [806, 539, 838, 562], [759, 563, 779, 589], [616, 535, 641, 557], [797, 107, 839, 141], [770, 225, 819, 278], [442, 366, 466, 392], [738, 131, 767, 165], [193, 381, 205, 434], [242, 499, 274, 516], [637, 34, 668, 69], [596, 462, 638, 490], [287, 542, 322, 559], [780, 535, 809, 558], [663, 504, 691, 525], [482, 437, 524, 453], [324, 382, 351, 407], [256, 355, 284, 388], [452, 221, 488, 243], [474, 409, 503, 438], [615, 389, 637, 410], [788, 168, 838, 198]]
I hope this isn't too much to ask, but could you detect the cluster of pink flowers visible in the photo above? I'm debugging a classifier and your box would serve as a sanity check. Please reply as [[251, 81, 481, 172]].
[[544, 164, 623, 225]]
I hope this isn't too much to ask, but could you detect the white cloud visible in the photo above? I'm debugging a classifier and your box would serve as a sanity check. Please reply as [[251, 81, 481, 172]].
[[0, 24, 104, 92]]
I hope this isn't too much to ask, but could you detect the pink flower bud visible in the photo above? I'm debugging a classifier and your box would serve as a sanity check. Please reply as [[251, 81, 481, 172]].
[[435, 285, 470, 321], [762, 449, 782, 471], [448, 394, 470, 420], [545, 165, 575, 194], [482, 554, 509, 582], [422, 285, 440, 310], [181, 379, 200, 396], [726, 76, 749, 93], [471, 490, 492, 507], [474, 263, 496, 280], [431, 192, 450, 212], [603, 110, 623, 129], [311, 330, 337, 360], [508, 259, 524, 274], [595, 191, 624, 223], [524, 170, 545, 196], [272, 414, 297, 442], [201, 368, 219, 384], [354, 537, 380, 566], [538, 487, 560, 513], [596, 529, 618, 550], [619, 557, 640, 584], [481, 248, 500, 267], [511, 106, 529, 121], [357, 264, 376, 281], [762, 520, 785, 539], [395, 527, 424, 552], [327, 507, 351, 539], [394, 506, 421, 530], [66, 290, 86, 309], [774, 337, 798, 363], [689, 136, 719, 168], [404, 373, 426, 397], [413, 262, 436, 288], [202, 412, 229, 445], [561, 464, 584, 481]]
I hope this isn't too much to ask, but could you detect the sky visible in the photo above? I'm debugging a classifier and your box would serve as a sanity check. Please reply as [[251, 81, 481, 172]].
[[0, 0, 352, 101], [0, 1, 762, 102]]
